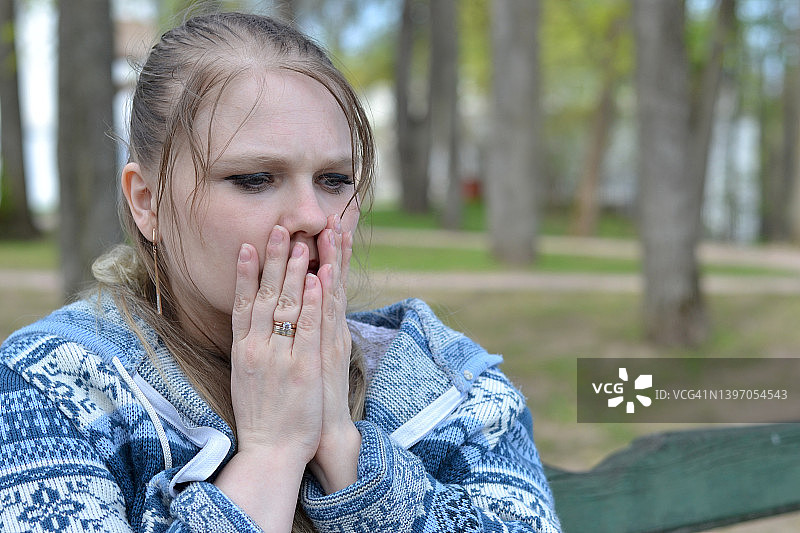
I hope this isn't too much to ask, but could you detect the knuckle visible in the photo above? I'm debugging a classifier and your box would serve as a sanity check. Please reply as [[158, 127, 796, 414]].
[[334, 285, 346, 303], [232, 292, 251, 314], [256, 284, 279, 304], [276, 293, 298, 311], [233, 343, 259, 373], [296, 313, 317, 331]]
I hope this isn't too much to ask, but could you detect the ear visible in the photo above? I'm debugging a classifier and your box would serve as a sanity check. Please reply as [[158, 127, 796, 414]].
[[121, 162, 157, 240]]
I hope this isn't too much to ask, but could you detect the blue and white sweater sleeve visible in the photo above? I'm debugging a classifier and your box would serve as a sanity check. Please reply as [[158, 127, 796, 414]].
[[300, 367, 561, 533], [0, 337, 262, 533], [0, 364, 131, 532]]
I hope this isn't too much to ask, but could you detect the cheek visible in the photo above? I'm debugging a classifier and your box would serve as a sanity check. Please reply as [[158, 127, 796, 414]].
[[163, 216, 246, 302]]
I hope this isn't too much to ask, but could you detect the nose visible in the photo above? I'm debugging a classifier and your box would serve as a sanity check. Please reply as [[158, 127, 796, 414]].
[[280, 181, 328, 239]]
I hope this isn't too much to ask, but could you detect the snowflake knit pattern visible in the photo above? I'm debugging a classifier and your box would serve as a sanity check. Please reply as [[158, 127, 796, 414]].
[[0, 294, 561, 532]]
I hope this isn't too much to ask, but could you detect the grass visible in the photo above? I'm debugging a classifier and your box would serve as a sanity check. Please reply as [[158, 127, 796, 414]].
[[362, 287, 800, 472], [4, 210, 799, 530], [365, 201, 488, 232], [4, 228, 800, 533], [6, 276, 800, 471], [5, 281, 799, 531], [358, 243, 797, 276], [367, 202, 640, 238], [0, 236, 58, 269], [0, 288, 60, 339], [0, 227, 795, 278], [1, 210, 796, 450]]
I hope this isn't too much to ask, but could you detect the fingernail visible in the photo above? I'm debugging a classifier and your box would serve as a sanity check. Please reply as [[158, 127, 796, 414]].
[[335, 214, 343, 234], [239, 244, 252, 263], [292, 243, 304, 258], [269, 226, 284, 245], [328, 229, 335, 246], [305, 273, 317, 289]]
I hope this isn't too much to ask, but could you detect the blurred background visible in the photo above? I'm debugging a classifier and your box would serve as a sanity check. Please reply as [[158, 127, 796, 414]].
[[2, 0, 800, 530]]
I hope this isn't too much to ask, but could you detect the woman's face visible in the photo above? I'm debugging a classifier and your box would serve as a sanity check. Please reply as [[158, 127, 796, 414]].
[[163, 70, 360, 344]]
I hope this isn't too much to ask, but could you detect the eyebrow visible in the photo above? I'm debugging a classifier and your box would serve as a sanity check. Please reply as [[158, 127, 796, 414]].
[[213, 154, 354, 173]]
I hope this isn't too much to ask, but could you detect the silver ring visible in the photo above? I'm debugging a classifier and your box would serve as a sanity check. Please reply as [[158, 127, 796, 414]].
[[272, 320, 297, 338]]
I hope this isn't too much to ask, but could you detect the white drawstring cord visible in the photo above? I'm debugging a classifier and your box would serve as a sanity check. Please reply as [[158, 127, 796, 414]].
[[112, 356, 173, 470]]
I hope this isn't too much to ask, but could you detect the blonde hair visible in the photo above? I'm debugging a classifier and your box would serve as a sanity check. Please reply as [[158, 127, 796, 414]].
[[95, 12, 374, 532]]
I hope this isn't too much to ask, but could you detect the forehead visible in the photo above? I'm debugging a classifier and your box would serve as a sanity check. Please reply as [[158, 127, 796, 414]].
[[198, 69, 352, 163]]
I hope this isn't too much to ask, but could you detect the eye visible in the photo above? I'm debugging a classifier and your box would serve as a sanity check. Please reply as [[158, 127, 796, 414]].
[[225, 172, 274, 193], [318, 173, 355, 194]]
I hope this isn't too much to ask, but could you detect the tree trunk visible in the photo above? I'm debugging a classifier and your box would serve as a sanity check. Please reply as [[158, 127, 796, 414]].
[[688, 0, 736, 228], [570, 15, 626, 237], [395, 0, 430, 213], [58, 0, 120, 300], [428, 0, 461, 229], [0, 0, 38, 239], [487, 0, 541, 264], [634, 0, 707, 346], [758, 53, 787, 241], [786, 17, 800, 242], [571, 74, 615, 237]]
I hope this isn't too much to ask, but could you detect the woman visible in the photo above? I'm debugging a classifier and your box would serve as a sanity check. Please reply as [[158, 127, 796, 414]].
[[0, 12, 561, 533]]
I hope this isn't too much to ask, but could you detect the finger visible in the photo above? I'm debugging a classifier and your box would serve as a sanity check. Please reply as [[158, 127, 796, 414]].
[[231, 243, 258, 343], [318, 217, 347, 355], [291, 274, 322, 361], [341, 230, 353, 290], [332, 214, 343, 289], [250, 225, 289, 336], [318, 215, 343, 291], [318, 262, 351, 411], [330, 215, 347, 318], [318, 263, 337, 332], [318, 262, 348, 360], [317, 228, 336, 270], [272, 242, 309, 331], [317, 214, 338, 275]]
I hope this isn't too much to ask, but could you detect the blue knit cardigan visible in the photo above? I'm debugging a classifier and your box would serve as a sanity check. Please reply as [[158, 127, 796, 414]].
[[0, 294, 561, 532]]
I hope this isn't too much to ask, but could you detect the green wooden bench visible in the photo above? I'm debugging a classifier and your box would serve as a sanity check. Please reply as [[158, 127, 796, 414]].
[[545, 423, 800, 532]]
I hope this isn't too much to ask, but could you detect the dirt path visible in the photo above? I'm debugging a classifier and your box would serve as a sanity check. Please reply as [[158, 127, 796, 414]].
[[3, 230, 799, 294]]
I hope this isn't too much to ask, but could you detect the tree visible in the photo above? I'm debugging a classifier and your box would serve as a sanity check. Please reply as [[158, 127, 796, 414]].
[[486, 0, 541, 264], [568, 3, 629, 237], [58, 0, 120, 299], [687, 0, 737, 233], [0, 0, 38, 239], [751, 1, 798, 242], [786, 10, 800, 242], [633, 0, 737, 346], [428, 0, 461, 229], [394, 0, 430, 213]]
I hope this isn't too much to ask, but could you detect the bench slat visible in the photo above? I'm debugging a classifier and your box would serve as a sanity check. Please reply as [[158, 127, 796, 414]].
[[545, 423, 800, 533]]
